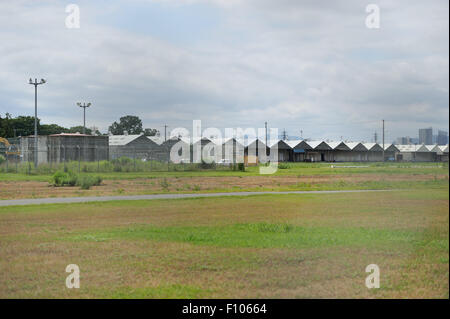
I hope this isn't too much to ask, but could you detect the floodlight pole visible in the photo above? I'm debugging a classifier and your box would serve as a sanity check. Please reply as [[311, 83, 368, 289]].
[[77, 102, 91, 134], [29, 78, 46, 168]]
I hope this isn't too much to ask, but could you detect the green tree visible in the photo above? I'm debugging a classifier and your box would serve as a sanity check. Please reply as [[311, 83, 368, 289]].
[[40, 124, 69, 135], [68, 126, 92, 135], [10, 116, 39, 137], [0, 113, 14, 137], [108, 115, 143, 135], [144, 128, 158, 136]]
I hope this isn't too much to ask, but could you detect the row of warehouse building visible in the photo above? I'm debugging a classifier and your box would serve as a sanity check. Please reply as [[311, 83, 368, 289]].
[[14, 132, 449, 164]]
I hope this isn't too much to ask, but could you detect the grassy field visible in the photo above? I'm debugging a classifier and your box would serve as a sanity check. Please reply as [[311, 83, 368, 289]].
[[0, 187, 448, 298], [0, 162, 448, 199], [0, 162, 447, 182]]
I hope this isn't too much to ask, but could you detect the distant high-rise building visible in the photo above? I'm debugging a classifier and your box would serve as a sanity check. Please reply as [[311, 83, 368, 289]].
[[419, 127, 433, 144], [396, 136, 411, 145], [437, 130, 448, 145]]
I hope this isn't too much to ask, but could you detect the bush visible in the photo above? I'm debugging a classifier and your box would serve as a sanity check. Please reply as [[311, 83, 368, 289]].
[[238, 163, 245, 172], [51, 170, 77, 186], [160, 177, 170, 191], [51, 170, 102, 189], [278, 163, 290, 169], [0, 155, 5, 165], [76, 175, 102, 190]]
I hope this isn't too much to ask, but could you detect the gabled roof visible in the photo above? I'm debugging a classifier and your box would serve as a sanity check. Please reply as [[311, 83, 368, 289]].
[[286, 140, 312, 150], [327, 141, 351, 151], [210, 137, 241, 146], [438, 144, 449, 153], [109, 134, 144, 146], [269, 139, 291, 149], [308, 140, 332, 150], [244, 138, 266, 148], [383, 144, 400, 152], [363, 143, 383, 152], [344, 142, 368, 151], [424, 144, 440, 152], [147, 136, 164, 145]]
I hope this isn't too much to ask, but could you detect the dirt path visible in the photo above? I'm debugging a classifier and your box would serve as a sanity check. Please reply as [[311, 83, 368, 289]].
[[0, 189, 394, 207]]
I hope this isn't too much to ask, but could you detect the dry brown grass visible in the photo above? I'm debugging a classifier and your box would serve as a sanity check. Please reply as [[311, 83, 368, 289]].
[[0, 189, 448, 298], [0, 173, 446, 200]]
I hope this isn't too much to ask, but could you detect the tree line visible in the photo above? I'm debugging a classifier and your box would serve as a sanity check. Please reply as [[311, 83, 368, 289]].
[[0, 114, 158, 138]]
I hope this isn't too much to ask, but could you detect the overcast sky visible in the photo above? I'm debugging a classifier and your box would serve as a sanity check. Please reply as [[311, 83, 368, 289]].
[[0, 0, 448, 142]]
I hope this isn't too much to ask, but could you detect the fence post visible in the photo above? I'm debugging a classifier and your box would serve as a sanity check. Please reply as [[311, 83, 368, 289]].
[[77, 145, 81, 173], [167, 146, 170, 172], [5, 154, 8, 172], [134, 147, 136, 171], [62, 145, 66, 171], [97, 147, 100, 172], [48, 145, 52, 172]]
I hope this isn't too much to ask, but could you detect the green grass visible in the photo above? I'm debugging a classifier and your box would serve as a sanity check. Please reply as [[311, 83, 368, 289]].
[[0, 181, 447, 298], [64, 222, 421, 250], [0, 161, 447, 182]]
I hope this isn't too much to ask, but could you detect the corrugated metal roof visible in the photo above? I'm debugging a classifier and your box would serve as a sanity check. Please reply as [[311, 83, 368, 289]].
[[328, 141, 351, 151], [438, 144, 449, 153], [109, 135, 143, 146], [147, 136, 164, 145], [49, 132, 91, 137], [362, 143, 381, 151], [424, 144, 440, 152], [344, 142, 368, 151], [383, 144, 400, 152], [307, 141, 332, 150], [244, 138, 266, 148], [395, 144, 429, 152]]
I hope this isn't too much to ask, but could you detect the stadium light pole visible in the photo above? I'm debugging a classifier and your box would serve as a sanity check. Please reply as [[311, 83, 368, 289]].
[[77, 102, 91, 134], [28, 78, 46, 168]]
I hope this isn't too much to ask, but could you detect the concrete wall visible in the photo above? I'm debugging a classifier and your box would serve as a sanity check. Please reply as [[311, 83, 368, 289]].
[[396, 152, 437, 162], [21, 135, 109, 164]]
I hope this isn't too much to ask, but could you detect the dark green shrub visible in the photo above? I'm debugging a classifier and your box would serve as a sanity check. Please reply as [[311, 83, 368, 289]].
[[278, 163, 290, 169], [51, 170, 102, 189], [238, 163, 245, 172], [51, 170, 77, 186]]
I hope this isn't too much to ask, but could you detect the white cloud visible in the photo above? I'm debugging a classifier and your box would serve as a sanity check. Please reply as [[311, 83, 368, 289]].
[[0, 0, 448, 141]]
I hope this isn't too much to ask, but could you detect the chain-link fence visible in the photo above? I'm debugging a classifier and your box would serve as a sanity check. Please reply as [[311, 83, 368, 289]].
[[0, 145, 245, 174]]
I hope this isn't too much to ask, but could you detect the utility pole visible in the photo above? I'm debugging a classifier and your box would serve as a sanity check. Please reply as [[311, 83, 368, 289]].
[[374, 132, 378, 143], [265, 122, 268, 156], [382, 119, 385, 162], [28, 78, 46, 169], [282, 129, 287, 140], [77, 102, 91, 134], [164, 125, 168, 142]]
